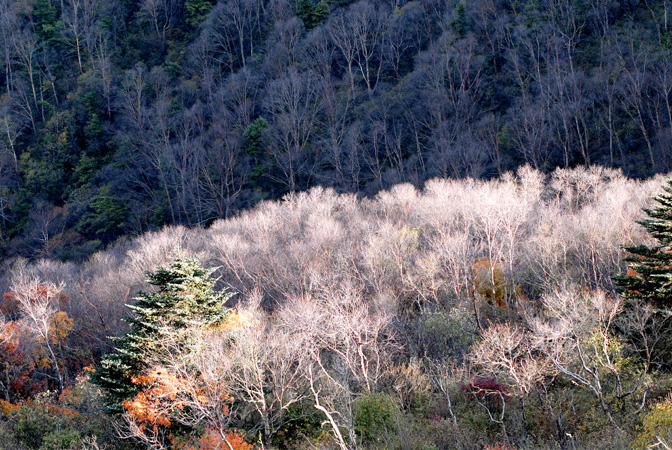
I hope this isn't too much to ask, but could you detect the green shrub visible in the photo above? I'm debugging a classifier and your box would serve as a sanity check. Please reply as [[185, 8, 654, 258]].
[[39, 429, 80, 450], [354, 393, 400, 445], [271, 402, 323, 450]]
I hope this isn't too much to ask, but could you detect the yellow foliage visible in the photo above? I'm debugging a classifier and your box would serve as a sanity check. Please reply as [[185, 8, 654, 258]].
[[218, 310, 259, 332], [633, 393, 672, 450], [471, 259, 508, 307], [38, 356, 53, 369], [587, 330, 624, 363], [49, 311, 73, 343]]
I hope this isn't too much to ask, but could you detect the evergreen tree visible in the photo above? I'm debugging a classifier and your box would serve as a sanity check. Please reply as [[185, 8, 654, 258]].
[[93, 256, 233, 414], [295, 0, 329, 30], [615, 178, 672, 365], [243, 117, 269, 157], [311, 1, 330, 28], [185, 0, 216, 26]]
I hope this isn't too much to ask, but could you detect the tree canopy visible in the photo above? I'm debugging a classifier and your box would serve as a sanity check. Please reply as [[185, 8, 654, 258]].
[[93, 256, 233, 414]]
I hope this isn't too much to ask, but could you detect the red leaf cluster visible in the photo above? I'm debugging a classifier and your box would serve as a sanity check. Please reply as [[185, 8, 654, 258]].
[[461, 377, 510, 402]]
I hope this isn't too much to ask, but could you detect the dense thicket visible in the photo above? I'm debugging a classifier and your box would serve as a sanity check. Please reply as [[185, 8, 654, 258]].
[[1, 166, 672, 449], [2, 0, 672, 259]]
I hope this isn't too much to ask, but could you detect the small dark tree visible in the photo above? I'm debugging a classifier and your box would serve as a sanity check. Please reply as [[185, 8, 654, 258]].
[[185, 0, 216, 26], [295, 0, 328, 30], [244, 117, 269, 157], [93, 256, 233, 414]]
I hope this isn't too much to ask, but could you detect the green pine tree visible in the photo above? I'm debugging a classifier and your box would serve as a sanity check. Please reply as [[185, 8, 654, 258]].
[[311, 0, 330, 28], [93, 256, 233, 414], [295, 0, 315, 27], [185, 0, 216, 26], [295, 0, 329, 30], [615, 178, 672, 365], [32, 0, 58, 42], [243, 117, 269, 156]]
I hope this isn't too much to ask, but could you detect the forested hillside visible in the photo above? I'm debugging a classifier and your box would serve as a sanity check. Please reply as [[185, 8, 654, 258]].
[[2, 0, 672, 259], [2, 167, 672, 449], [5, 0, 672, 448]]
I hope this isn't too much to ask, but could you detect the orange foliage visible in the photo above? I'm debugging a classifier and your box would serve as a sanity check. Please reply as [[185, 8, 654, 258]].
[[626, 267, 639, 278], [0, 397, 81, 425], [123, 367, 181, 431], [178, 428, 254, 450], [0, 322, 36, 399], [123, 366, 232, 434], [0, 400, 20, 414], [0, 320, 20, 344], [47, 402, 80, 419]]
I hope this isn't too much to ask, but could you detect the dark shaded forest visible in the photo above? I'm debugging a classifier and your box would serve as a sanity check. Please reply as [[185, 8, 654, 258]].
[[2, 0, 672, 259]]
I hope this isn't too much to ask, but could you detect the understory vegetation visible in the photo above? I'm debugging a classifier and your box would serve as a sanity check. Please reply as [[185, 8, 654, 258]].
[[2, 166, 672, 449]]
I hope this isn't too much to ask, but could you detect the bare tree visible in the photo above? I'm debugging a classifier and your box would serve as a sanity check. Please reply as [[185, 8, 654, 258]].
[[26, 200, 64, 256], [278, 280, 395, 449], [384, 2, 425, 81], [219, 292, 307, 446], [10, 274, 67, 392], [348, 1, 388, 94], [618, 37, 656, 168], [0, 93, 25, 172], [9, 24, 41, 128], [529, 287, 650, 430], [140, 0, 178, 43], [0, 0, 21, 94], [265, 68, 323, 193], [207, 0, 265, 72], [92, 35, 115, 118], [61, 0, 102, 72]]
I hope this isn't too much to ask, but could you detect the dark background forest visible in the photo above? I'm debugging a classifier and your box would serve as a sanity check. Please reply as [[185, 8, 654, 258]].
[[2, 0, 672, 260]]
